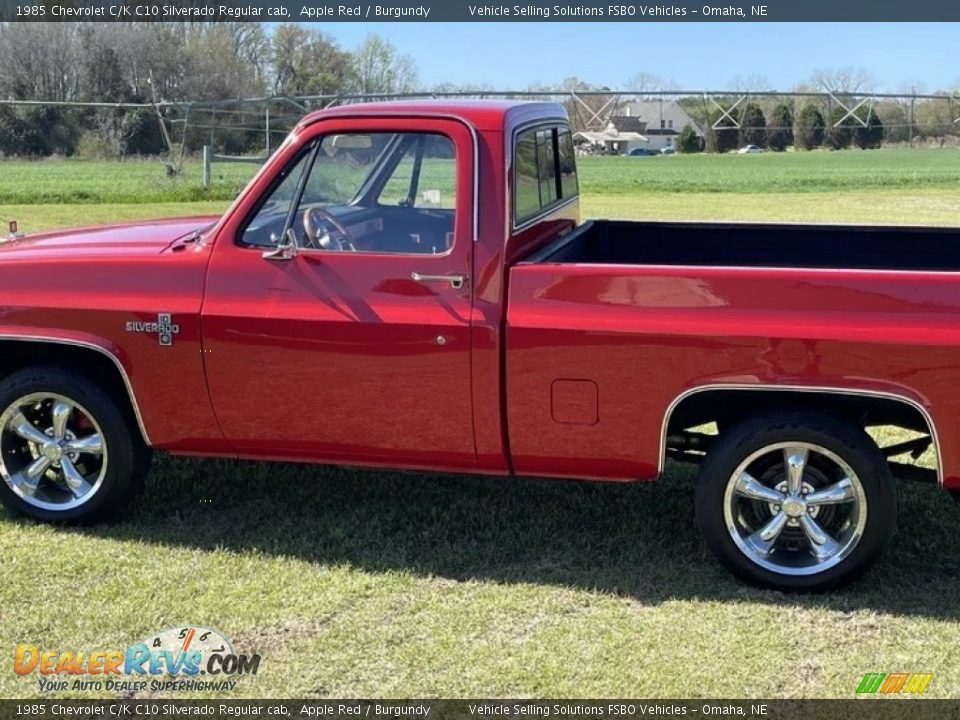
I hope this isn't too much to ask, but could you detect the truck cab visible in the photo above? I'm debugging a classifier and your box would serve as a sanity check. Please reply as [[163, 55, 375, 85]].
[[200, 101, 577, 472]]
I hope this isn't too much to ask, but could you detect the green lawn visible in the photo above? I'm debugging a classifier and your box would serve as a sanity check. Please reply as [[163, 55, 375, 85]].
[[2, 150, 960, 699], [3, 149, 960, 234], [581, 148, 960, 194]]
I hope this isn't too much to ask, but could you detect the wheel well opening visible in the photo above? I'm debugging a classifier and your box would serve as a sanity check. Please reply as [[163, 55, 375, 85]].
[[0, 340, 147, 445], [663, 388, 939, 481]]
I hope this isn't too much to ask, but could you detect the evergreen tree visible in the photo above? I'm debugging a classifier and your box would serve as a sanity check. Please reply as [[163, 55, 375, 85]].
[[795, 105, 826, 150], [738, 104, 767, 148], [766, 103, 794, 151]]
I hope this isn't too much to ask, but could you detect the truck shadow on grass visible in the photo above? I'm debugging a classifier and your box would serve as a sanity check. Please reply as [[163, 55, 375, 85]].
[[52, 455, 960, 617]]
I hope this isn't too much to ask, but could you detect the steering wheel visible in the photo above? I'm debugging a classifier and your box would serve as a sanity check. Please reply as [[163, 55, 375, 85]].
[[302, 207, 356, 251]]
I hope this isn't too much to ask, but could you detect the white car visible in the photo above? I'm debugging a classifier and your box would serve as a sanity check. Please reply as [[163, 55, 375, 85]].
[[738, 145, 763, 154]]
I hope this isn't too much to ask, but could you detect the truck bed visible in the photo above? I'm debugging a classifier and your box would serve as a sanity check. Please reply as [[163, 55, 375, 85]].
[[525, 219, 960, 271], [505, 218, 960, 485]]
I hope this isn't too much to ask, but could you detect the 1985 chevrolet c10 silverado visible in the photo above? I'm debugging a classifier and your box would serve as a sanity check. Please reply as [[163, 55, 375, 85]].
[[1, 100, 958, 590]]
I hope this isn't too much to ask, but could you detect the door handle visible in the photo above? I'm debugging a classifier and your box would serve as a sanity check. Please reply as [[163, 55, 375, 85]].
[[410, 272, 467, 290]]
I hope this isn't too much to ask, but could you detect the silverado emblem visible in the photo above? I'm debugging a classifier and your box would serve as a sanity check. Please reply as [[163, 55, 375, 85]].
[[126, 313, 180, 346]]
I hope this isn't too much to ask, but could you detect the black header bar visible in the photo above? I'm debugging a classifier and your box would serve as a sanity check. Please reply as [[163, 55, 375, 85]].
[[1, 0, 959, 22]]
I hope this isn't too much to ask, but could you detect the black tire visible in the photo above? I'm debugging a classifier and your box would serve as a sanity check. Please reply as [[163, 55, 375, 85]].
[[0, 366, 150, 523], [694, 411, 896, 592]]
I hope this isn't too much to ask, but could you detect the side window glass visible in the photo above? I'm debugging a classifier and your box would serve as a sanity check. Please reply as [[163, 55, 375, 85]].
[[514, 124, 578, 226], [537, 129, 558, 207], [239, 148, 313, 248], [514, 129, 541, 224], [558, 130, 579, 200], [238, 131, 458, 255], [378, 134, 457, 210]]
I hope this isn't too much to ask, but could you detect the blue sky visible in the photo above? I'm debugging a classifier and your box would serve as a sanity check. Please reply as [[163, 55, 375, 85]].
[[312, 23, 958, 92]]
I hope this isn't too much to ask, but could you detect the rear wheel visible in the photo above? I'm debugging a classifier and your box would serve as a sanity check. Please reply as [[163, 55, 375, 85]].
[[694, 412, 896, 591], [0, 367, 150, 523]]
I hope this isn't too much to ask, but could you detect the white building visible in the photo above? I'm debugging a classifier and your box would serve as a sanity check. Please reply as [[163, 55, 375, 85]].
[[573, 125, 648, 155], [617, 100, 704, 151]]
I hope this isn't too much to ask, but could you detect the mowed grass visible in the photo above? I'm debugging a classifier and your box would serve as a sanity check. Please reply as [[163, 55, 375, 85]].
[[4, 148, 960, 233], [2, 149, 960, 699], [0, 158, 257, 205], [581, 148, 960, 194]]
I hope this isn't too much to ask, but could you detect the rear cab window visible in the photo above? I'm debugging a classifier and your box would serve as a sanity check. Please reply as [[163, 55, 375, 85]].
[[513, 123, 579, 227]]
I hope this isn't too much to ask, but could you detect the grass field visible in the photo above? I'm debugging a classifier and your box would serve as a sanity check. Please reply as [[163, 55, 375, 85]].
[[4, 148, 960, 233], [2, 149, 960, 700]]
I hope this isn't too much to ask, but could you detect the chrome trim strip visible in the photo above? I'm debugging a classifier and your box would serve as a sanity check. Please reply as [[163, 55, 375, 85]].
[[0, 335, 151, 446], [563, 261, 960, 277], [658, 383, 943, 486], [512, 196, 579, 234]]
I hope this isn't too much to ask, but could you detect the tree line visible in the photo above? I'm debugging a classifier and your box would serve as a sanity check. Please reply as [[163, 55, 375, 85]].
[[677, 101, 886, 153], [0, 26, 956, 159], [0, 22, 419, 157]]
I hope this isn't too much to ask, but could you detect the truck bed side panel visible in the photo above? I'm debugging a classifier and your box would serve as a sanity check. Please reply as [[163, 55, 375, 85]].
[[506, 263, 960, 486]]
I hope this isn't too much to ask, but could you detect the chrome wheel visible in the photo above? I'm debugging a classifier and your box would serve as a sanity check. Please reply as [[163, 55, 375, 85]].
[[0, 393, 108, 511], [722, 441, 867, 576]]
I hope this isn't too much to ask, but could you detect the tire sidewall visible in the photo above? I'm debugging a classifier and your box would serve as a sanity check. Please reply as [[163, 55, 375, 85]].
[[0, 367, 138, 523], [695, 413, 897, 591]]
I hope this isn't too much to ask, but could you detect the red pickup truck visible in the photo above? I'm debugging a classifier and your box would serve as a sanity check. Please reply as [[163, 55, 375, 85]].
[[1, 100, 956, 591]]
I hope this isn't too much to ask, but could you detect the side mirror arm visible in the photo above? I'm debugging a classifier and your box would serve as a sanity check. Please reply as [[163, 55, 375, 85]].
[[262, 228, 299, 262]]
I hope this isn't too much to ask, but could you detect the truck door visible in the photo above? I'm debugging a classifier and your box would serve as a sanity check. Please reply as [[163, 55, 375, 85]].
[[201, 117, 477, 469]]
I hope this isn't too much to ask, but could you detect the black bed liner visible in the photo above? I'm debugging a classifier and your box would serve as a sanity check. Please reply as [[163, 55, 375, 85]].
[[524, 219, 960, 272]]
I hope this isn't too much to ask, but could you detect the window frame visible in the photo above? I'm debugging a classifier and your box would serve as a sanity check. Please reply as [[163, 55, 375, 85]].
[[236, 140, 319, 249], [236, 130, 460, 257], [511, 120, 579, 231]]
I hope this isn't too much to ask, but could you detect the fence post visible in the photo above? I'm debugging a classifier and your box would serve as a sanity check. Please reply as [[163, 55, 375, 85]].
[[909, 87, 916, 147], [202, 145, 211, 188]]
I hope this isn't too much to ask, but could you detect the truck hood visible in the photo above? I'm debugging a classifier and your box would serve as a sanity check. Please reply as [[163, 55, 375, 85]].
[[0, 216, 220, 260]]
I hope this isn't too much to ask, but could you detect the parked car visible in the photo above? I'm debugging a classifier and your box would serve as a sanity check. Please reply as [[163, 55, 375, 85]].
[[739, 145, 763, 154], [629, 148, 658, 157], [2, 100, 958, 592]]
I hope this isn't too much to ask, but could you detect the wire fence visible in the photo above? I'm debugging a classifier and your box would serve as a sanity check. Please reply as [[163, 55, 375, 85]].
[[1, 88, 958, 164]]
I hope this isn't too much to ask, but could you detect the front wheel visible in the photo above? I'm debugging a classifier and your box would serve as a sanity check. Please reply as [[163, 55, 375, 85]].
[[695, 412, 896, 592], [0, 367, 150, 523]]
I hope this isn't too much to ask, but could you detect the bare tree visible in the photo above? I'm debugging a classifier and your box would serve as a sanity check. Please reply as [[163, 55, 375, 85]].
[[553, 76, 618, 133], [624, 71, 677, 98], [728, 74, 773, 93], [351, 34, 419, 95], [271, 24, 353, 97], [0, 23, 80, 101], [810, 67, 877, 94], [430, 82, 496, 95], [179, 24, 266, 100]]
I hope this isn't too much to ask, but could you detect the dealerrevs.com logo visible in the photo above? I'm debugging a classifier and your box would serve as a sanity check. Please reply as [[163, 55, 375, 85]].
[[14, 626, 261, 693]]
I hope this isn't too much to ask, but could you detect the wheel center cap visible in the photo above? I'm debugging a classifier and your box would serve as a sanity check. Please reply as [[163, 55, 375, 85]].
[[782, 497, 806, 518], [42, 443, 63, 462]]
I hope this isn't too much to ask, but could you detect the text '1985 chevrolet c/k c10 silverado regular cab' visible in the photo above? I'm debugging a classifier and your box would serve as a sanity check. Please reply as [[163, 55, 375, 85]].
[[1, 100, 958, 591]]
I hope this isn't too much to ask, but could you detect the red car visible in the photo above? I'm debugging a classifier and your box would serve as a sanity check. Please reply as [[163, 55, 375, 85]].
[[1, 100, 956, 591]]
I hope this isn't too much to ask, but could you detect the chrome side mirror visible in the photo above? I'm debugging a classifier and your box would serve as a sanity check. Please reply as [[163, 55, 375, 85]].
[[262, 229, 299, 262]]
